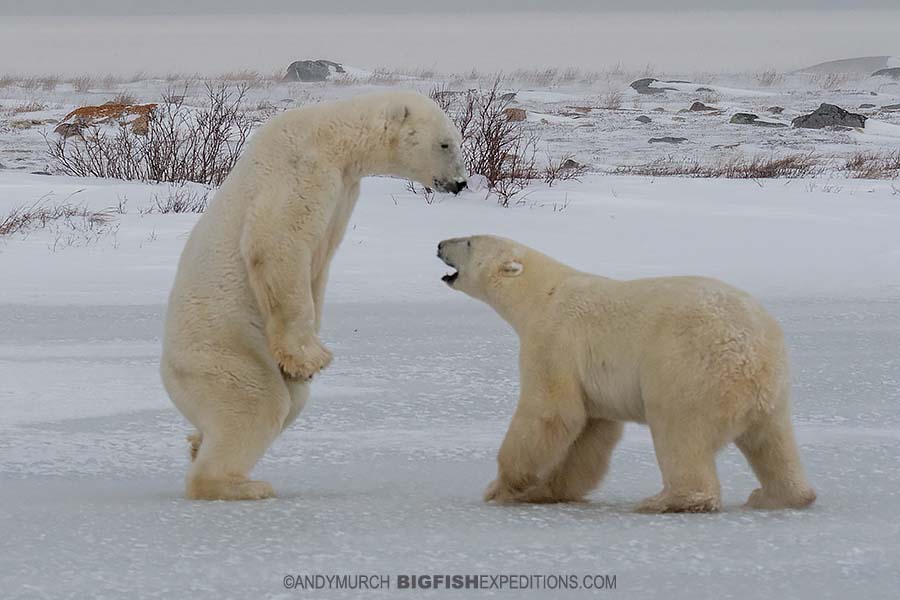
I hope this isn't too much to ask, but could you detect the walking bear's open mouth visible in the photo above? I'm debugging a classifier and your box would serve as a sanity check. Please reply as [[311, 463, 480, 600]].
[[438, 252, 459, 285]]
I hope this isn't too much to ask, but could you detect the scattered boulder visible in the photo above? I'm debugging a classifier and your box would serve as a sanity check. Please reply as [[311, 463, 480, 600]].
[[560, 158, 583, 170], [630, 78, 677, 95], [635, 115, 652, 124], [872, 67, 900, 79], [729, 112, 786, 127], [671, 116, 687, 122], [690, 101, 717, 112], [712, 143, 741, 149], [882, 103, 900, 111], [649, 136, 687, 144], [652, 107, 666, 113], [500, 92, 517, 102], [54, 102, 156, 137], [767, 106, 785, 114], [695, 87, 714, 92], [791, 103, 867, 129], [859, 103, 876, 109], [282, 59, 345, 82], [503, 108, 527, 122]]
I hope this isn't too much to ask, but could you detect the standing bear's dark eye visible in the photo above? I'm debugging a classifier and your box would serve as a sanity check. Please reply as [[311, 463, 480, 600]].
[[440, 143, 449, 149]]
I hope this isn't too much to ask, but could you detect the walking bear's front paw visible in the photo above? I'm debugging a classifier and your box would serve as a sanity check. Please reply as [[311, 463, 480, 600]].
[[483, 478, 524, 504], [271, 334, 333, 380]]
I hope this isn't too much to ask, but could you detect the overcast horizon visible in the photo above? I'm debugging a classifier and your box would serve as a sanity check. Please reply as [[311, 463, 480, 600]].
[[0, 7, 897, 74], [2, 0, 899, 15]]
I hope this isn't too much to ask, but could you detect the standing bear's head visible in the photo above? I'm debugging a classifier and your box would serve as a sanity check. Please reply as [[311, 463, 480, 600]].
[[379, 91, 468, 194]]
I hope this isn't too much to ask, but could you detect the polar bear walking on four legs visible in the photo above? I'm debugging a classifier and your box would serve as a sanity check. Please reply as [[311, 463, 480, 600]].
[[438, 235, 816, 512], [161, 91, 467, 500]]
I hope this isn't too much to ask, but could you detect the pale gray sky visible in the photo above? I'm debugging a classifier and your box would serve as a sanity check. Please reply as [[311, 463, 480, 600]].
[[1, 0, 897, 15]]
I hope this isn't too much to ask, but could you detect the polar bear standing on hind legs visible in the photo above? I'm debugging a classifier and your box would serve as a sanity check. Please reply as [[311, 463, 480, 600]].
[[438, 235, 816, 512], [161, 91, 467, 500]]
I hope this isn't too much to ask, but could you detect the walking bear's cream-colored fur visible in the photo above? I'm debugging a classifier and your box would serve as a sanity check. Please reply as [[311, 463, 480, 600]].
[[438, 235, 816, 512], [161, 91, 466, 500]]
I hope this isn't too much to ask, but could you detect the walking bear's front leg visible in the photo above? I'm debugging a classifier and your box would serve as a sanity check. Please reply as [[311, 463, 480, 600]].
[[241, 210, 332, 381], [485, 368, 586, 503]]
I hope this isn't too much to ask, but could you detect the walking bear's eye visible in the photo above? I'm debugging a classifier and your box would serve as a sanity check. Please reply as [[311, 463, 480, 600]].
[[440, 143, 449, 149]]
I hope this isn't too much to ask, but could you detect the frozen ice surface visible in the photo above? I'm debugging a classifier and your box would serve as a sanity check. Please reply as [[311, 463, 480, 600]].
[[1, 173, 899, 598]]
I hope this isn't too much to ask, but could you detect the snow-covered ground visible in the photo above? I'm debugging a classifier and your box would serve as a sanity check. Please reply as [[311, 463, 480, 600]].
[[1, 168, 899, 598]]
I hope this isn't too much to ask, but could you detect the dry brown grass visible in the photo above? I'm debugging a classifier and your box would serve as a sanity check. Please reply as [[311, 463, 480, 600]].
[[0, 199, 119, 239], [755, 68, 784, 88], [4, 101, 48, 115], [844, 151, 900, 179], [109, 91, 138, 106], [617, 153, 822, 179]]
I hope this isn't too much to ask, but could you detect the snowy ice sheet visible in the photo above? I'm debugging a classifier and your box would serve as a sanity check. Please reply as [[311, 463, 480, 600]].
[[1, 172, 899, 598]]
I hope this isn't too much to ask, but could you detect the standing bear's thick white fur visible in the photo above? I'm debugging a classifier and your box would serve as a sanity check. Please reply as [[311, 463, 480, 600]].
[[438, 235, 816, 512], [162, 91, 466, 500]]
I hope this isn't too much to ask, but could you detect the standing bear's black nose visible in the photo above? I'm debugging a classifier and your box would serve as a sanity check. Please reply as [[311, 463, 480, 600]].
[[451, 179, 467, 194]]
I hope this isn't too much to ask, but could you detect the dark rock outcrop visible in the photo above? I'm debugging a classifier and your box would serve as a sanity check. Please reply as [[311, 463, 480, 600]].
[[283, 60, 345, 82], [872, 67, 900, 79], [791, 103, 867, 129], [635, 115, 652, 124], [648, 136, 687, 144]]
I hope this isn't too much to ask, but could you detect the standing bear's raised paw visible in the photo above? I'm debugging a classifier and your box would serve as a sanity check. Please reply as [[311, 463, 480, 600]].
[[270, 333, 333, 381]]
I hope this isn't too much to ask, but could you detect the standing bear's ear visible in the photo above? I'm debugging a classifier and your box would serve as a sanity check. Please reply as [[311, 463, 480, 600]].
[[500, 260, 524, 277]]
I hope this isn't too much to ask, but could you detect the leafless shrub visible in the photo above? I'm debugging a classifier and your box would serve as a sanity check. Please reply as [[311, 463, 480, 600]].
[[47, 83, 254, 186], [99, 74, 122, 89], [843, 151, 900, 179], [405, 180, 436, 204], [617, 153, 822, 179], [5, 101, 48, 115], [0, 74, 17, 88], [755, 68, 783, 88], [71, 76, 94, 92], [813, 72, 849, 91], [599, 89, 623, 110], [543, 155, 589, 186], [429, 77, 588, 206], [110, 91, 138, 106], [142, 185, 210, 214], [22, 75, 59, 91]]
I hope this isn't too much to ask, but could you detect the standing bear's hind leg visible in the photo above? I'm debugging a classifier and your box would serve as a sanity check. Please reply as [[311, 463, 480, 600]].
[[178, 368, 290, 501], [736, 404, 816, 510]]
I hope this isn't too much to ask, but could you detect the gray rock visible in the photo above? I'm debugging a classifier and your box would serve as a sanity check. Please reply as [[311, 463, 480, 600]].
[[729, 113, 787, 128], [283, 59, 345, 82], [630, 78, 677, 95], [500, 92, 517, 102], [648, 136, 687, 144], [882, 103, 900, 111], [767, 106, 785, 114], [695, 87, 714, 92], [872, 67, 900, 79], [791, 103, 867, 129], [690, 101, 717, 112], [859, 103, 876, 109], [635, 115, 652, 124]]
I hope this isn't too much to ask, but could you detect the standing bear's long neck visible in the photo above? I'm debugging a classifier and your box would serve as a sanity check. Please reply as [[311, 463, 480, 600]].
[[313, 97, 403, 182]]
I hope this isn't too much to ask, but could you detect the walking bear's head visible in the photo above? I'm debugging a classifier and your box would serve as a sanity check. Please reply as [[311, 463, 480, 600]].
[[383, 91, 468, 194], [437, 235, 529, 303]]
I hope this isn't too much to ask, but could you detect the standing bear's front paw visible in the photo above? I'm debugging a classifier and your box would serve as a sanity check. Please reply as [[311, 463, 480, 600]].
[[271, 334, 333, 381]]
